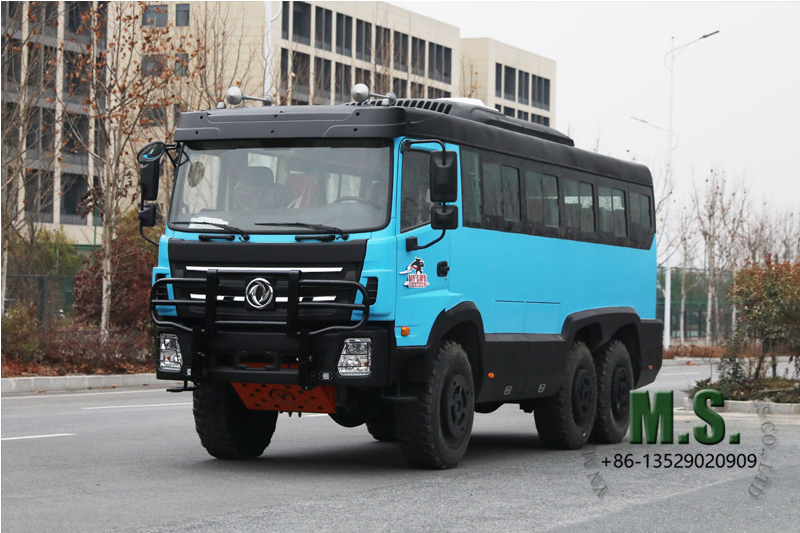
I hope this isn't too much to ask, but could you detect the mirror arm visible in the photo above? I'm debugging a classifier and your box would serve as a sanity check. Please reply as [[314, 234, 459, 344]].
[[405, 230, 446, 252], [400, 139, 446, 153], [140, 224, 159, 247]]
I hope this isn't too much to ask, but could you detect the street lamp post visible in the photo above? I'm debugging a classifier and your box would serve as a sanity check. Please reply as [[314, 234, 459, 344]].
[[636, 30, 719, 354]]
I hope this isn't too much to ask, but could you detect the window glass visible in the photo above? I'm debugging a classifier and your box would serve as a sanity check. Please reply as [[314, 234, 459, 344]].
[[501, 165, 521, 222], [525, 171, 544, 224], [143, 5, 167, 27], [579, 182, 594, 233], [292, 2, 311, 46], [482, 161, 502, 218], [401, 151, 432, 231], [461, 148, 481, 226], [599, 186, 626, 236], [176, 4, 189, 27], [640, 194, 651, 228], [542, 175, 559, 227], [565, 179, 593, 233], [630, 191, 641, 227]]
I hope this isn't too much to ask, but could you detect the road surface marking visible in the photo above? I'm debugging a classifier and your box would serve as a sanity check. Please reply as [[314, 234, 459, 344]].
[[82, 402, 192, 410], [4, 389, 169, 400], [303, 414, 328, 418], [2, 433, 75, 441]]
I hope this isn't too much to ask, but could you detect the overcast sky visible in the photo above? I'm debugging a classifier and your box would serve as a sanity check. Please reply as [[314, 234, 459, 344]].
[[394, 1, 800, 212]]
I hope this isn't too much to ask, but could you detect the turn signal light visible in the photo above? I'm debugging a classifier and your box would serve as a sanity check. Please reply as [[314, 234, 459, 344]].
[[401, 327, 410, 337]]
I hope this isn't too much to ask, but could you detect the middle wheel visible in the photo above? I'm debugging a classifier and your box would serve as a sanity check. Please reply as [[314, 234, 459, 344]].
[[394, 341, 475, 469]]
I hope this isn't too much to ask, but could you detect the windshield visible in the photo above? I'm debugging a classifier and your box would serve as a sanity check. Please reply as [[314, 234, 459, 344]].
[[169, 139, 392, 235]]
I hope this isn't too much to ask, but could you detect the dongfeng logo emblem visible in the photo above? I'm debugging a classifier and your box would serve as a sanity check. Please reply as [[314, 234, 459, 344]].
[[245, 278, 274, 309]]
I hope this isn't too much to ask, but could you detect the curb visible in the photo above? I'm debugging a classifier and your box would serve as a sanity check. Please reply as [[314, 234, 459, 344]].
[[662, 356, 793, 367], [1, 373, 183, 394], [682, 396, 800, 415]]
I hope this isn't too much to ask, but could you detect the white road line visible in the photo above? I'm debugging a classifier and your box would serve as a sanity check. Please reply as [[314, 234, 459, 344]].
[[81, 402, 192, 410], [4, 389, 168, 400], [302, 414, 328, 418], [1, 433, 75, 441]]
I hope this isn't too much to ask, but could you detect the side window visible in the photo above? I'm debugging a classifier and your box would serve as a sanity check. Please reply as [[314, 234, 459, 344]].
[[524, 171, 544, 224], [630, 192, 652, 229], [542, 174, 559, 227], [400, 151, 432, 231], [481, 160, 502, 218], [461, 147, 481, 226], [564, 179, 594, 233], [599, 186, 627, 237], [501, 165, 521, 222]]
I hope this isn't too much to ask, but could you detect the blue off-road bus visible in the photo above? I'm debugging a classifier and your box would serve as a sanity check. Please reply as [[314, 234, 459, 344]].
[[138, 85, 662, 469]]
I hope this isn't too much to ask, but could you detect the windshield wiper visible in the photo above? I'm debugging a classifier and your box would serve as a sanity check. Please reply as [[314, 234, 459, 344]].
[[254, 222, 349, 241], [171, 221, 250, 241]]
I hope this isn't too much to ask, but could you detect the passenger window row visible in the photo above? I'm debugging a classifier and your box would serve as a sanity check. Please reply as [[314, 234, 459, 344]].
[[460, 147, 654, 249]]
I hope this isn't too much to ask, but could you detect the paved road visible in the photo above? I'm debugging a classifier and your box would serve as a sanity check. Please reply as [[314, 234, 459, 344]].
[[2, 371, 799, 533]]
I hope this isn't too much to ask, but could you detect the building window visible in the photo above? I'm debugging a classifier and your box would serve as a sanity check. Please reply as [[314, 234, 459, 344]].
[[336, 14, 352, 56], [25, 170, 54, 223], [517, 110, 528, 121], [504, 65, 516, 101], [142, 105, 166, 126], [176, 4, 190, 27], [291, 51, 310, 104], [428, 86, 447, 99], [394, 31, 408, 72], [334, 62, 351, 104], [495, 104, 501, 112], [411, 37, 425, 77], [292, 2, 311, 46], [281, 1, 289, 40], [544, 117, 550, 127], [313, 57, 331, 104], [315, 6, 332, 51], [410, 82, 424, 98], [375, 73, 390, 94], [532, 75, 551, 110], [392, 78, 407, 98], [355, 68, 371, 87], [355, 20, 371, 61], [503, 106, 515, 117], [518, 71, 529, 105], [280, 48, 289, 104], [143, 5, 168, 27], [495, 63, 502, 98], [375, 26, 390, 67], [175, 53, 188, 77], [61, 174, 89, 225], [63, 50, 89, 97], [427, 42, 451, 83]]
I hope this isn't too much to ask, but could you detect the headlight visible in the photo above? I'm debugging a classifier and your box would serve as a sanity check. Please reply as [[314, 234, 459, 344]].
[[337, 338, 371, 376], [158, 334, 183, 372]]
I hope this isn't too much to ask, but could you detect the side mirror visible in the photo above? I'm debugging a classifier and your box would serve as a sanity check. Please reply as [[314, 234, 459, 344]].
[[431, 204, 459, 230], [137, 141, 166, 164], [140, 159, 160, 202], [139, 203, 157, 227], [430, 151, 458, 203]]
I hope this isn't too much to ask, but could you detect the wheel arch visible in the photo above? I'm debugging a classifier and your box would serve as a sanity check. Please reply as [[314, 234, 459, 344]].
[[425, 302, 486, 396]]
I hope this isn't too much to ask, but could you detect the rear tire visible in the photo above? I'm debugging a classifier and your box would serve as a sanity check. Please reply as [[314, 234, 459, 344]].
[[534, 342, 597, 449], [366, 406, 397, 442], [193, 382, 278, 459], [394, 341, 474, 469], [591, 341, 633, 444]]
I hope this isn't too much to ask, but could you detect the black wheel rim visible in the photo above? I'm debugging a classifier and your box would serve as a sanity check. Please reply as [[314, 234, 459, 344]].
[[611, 366, 631, 423], [571, 368, 593, 425], [442, 374, 470, 439]]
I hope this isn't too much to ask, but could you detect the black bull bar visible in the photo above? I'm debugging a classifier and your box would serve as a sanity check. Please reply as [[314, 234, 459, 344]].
[[150, 269, 370, 389]]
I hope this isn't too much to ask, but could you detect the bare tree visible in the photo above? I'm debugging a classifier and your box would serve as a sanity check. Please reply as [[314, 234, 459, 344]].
[[1, 1, 62, 311], [55, 1, 184, 339], [459, 53, 479, 98]]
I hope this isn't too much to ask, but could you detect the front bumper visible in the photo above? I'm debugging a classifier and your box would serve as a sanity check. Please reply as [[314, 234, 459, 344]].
[[155, 325, 391, 388]]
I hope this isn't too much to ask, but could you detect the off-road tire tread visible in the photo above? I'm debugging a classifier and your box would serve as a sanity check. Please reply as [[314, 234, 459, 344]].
[[394, 341, 473, 469], [534, 342, 596, 450], [366, 408, 397, 442], [193, 382, 278, 459], [591, 340, 632, 444]]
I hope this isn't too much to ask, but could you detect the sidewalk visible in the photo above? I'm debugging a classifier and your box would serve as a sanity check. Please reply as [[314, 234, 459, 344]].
[[1, 373, 183, 394], [662, 356, 794, 367]]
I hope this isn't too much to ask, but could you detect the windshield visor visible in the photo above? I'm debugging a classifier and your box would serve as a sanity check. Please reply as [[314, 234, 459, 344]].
[[169, 139, 392, 235]]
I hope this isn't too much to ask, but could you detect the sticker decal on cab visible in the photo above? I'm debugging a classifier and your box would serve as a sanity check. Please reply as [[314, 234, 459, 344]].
[[400, 257, 429, 288]]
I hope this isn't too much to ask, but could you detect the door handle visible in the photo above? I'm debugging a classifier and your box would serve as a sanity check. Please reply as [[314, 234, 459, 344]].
[[437, 261, 449, 277]]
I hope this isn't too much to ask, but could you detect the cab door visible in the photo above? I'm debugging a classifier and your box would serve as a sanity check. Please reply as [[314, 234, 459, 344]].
[[394, 146, 453, 347]]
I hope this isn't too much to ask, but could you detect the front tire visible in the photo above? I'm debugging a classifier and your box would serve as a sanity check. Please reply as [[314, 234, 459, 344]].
[[591, 341, 633, 444], [394, 341, 475, 469], [193, 382, 278, 459], [534, 342, 597, 449]]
